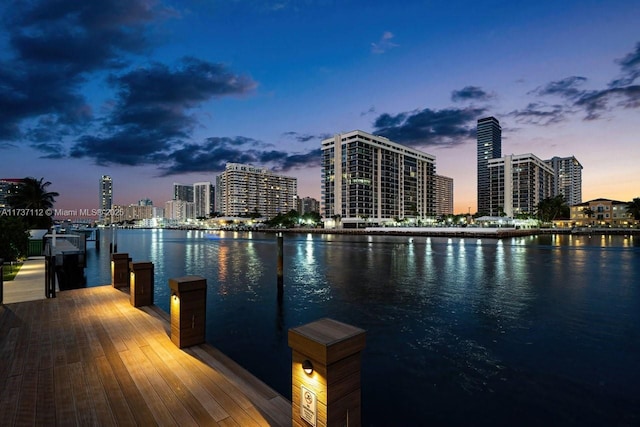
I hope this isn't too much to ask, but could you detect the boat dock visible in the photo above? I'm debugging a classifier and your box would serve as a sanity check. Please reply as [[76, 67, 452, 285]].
[[0, 284, 291, 425]]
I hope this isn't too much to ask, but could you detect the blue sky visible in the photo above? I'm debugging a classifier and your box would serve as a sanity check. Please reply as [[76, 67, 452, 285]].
[[1, 0, 639, 214]]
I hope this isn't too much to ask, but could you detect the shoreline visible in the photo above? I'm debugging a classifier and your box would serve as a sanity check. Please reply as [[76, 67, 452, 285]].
[[103, 225, 640, 238], [257, 226, 640, 238]]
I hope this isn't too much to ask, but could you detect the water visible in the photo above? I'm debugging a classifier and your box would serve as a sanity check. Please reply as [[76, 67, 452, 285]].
[[85, 230, 640, 426]]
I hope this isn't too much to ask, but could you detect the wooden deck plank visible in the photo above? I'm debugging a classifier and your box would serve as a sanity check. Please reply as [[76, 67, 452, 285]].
[[94, 355, 137, 426], [122, 345, 197, 426], [0, 327, 19, 381], [15, 368, 38, 425], [68, 361, 97, 426], [7, 301, 35, 378], [81, 363, 116, 427], [92, 315, 157, 426], [35, 368, 56, 426], [142, 335, 231, 422], [119, 348, 179, 427], [140, 344, 219, 426], [0, 374, 21, 426], [195, 345, 293, 425], [37, 308, 54, 371], [0, 285, 292, 427], [113, 296, 232, 422], [53, 363, 76, 426]]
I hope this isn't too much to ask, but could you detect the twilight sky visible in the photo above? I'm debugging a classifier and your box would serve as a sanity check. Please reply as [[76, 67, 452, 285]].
[[1, 0, 639, 215]]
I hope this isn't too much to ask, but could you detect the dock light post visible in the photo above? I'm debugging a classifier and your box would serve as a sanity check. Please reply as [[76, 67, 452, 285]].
[[130, 261, 154, 307], [169, 276, 207, 348], [289, 318, 366, 427], [111, 253, 130, 289]]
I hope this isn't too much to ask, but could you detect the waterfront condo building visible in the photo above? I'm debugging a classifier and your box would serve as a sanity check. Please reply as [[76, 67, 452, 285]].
[[215, 163, 297, 218], [193, 182, 214, 219], [164, 200, 195, 222], [545, 156, 583, 206], [570, 198, 635, 227], [173, 183, 194, 202], [321, 130, 436, 228], [297, 196, 320, 215], [434, 174, 454, 216], [477, 117, 502, 215], [487, 153, 554, 217], [99, 175, 113, 222]]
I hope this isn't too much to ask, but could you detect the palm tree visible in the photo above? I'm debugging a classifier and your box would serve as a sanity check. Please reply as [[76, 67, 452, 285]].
[[536, 195, 569, 223], [581, 207, 595, 225], [7, 177, 59, 228], [627, 197, 640, 221]]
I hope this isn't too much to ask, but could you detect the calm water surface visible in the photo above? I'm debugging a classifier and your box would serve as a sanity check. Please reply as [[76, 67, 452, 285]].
[[85, 230, 640, 426]]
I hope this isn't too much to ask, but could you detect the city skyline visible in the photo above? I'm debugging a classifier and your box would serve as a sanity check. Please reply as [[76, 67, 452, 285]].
[[1, 1, 639, 214]]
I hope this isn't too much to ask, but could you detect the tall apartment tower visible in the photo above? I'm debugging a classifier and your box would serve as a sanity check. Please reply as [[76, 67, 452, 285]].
[[545, 156, 583, 206], [488, 153, 554, 217], [173, 183, 194, 202], [215, 163, 297, 218], [321, 130, 436, 228], [193, 182, 213, 219], [477, 117, 502, 215], [99, 175, 113, 222], [434, 175, 454, 216]]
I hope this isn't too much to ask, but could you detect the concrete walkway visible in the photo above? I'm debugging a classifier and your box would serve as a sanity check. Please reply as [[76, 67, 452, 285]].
[[2, 257, 47, 304]]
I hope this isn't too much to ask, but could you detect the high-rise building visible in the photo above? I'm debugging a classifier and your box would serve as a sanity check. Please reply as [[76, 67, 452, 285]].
[[215, 163, 297, 218], [487, 154, 554, 217], [173, 183, 194, 202], [99, 175, 113, 222], [321, 130, 436, 228], [434, 175, 454, 216], [0, 178, 22, 208], [193, 182, 214, 219], [164, 200, 195, 222], [477, 117, 502, 215], [545, 156, 583, 206], [298, 196, 320, 215]]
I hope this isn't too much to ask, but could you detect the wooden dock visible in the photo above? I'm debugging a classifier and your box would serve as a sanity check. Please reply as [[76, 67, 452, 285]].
[[0, 286, 291, 426]]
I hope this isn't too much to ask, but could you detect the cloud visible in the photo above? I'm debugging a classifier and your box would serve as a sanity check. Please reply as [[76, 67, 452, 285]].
[[282, 131, 331, 143], [372, 107, 486, 148], [530, 76, 588, 98], [70, 57, 256, 165], [371, 31, 398, 54], [528, 43, 640, 121], [610, 42, 640, 87], [159, 136, 321, 176], [574, 86, 640, 120], [0, 0, 175, 144], [508, 102, 569, 126], [451, 86, 494, 103], [360, 106, 376, 116]]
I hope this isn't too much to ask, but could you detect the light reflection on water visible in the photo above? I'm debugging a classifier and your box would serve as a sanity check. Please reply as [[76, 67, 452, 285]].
[[84, 230, 640, 426]]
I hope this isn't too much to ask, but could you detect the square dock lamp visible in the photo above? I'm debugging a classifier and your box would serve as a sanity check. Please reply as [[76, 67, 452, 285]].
[[289, 318, 366, 427], [111, 253, 130, 289], [169, 276, 207, 348], [129, 261, 154, 307]]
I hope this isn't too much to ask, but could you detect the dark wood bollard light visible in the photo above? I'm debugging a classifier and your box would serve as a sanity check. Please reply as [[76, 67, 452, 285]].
[[169, 276, 207, 348], [289, 318, 366, 427], [130, 261, 154, 307], [111, 253, 130, 289]]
